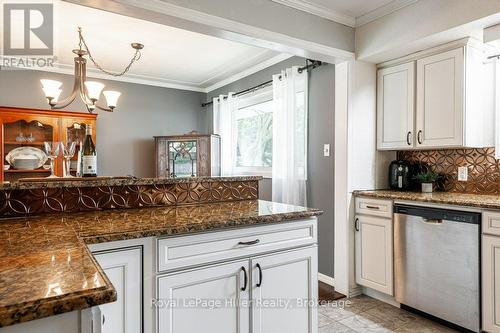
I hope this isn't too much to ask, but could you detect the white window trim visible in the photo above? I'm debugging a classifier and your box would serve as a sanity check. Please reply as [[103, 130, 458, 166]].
[[232, 86, 273, 177]]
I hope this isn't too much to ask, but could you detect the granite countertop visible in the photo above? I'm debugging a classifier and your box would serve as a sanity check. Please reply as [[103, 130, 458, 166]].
[[0, 199, 322, 327], [0, 176, 263, 190], [354, 189, 500, 209]]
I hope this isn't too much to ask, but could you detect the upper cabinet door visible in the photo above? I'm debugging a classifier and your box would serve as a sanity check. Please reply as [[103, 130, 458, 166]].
[[377, 62, 415, 150], [416, 47, 464, 148]]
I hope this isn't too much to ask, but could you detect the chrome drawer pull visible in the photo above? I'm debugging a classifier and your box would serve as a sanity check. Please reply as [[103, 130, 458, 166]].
[[238, 239, 260, 246], [366, 205, 380, 210]]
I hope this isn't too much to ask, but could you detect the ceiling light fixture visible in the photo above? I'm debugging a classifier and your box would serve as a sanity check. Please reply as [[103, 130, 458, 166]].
[[40, 27, 144, 113]]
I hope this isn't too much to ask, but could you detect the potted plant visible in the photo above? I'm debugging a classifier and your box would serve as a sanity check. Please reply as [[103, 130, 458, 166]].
[[415, 171, 439, 193]]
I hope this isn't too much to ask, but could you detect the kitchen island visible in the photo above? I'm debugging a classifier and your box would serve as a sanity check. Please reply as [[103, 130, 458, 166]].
[[0, 177, 322, 333]]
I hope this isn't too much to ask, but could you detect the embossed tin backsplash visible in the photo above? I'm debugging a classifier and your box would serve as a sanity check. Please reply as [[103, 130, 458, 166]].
[[0, 178, 260, 217], [398, 148, 500, 194]]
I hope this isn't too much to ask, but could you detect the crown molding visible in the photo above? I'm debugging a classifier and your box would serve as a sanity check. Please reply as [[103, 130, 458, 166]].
[[271, 0, 355, 27], [0, 53, 294, 94], [0, 58, 206, 92], [355, 0, 418, 27], [205, 53, 293, 93]]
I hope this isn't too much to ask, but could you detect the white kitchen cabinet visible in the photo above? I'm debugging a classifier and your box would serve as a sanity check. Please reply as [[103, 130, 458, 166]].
[[157, 260, 250, 333], [483, 235, 500, 333], [93, 247, 142, 333], [377, 40, 493, 150], [251, 247, 318, 333], [377, 62, 415, 150], [415, 48, 464, 148], [354, 215, 393, 295]]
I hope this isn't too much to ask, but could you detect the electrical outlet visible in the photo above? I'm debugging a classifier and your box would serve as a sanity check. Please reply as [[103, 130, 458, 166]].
[[323, 144, 330, 157], [458, 166, 468, 181]]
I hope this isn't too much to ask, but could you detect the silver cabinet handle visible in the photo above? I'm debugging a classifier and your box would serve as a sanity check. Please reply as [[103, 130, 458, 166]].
[[406, 131, 412, 145], [355, 218, 360, 231], [366, 205, 380, 210]]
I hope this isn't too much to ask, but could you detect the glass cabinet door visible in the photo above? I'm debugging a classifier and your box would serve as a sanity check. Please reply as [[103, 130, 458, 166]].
[[61, 118, 96, 176], [168, 140, 197, 178], [2, 117, 59, 182]]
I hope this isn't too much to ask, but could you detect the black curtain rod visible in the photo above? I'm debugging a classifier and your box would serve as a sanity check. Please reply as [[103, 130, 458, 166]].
[[201, 60, 323, 107]]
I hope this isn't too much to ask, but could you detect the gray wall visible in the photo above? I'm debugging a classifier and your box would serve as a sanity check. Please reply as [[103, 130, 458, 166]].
[[0, 70, 205, 177], [206, 57, 335, 277]]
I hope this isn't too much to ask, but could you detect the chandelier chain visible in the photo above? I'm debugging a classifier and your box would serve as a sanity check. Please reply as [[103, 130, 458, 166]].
[[78, 27, 142, 77]]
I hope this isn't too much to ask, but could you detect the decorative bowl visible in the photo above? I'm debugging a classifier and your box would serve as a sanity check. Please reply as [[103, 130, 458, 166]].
[[6, 147, 48, 170]]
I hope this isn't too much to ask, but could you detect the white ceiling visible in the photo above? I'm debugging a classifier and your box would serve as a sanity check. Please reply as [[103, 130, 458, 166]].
[[271, 0, 418, 27], [9, 1, 292, 92]]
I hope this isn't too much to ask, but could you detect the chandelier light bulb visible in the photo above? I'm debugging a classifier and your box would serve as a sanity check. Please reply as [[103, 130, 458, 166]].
[[84, 81, 105, 101], [40, 79, 63, 98], [103, 91, 121, 109]]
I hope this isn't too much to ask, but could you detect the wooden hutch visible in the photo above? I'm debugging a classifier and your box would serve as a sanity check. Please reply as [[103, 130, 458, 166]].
[[154, 134, 221, 178], [0, 106, 97, 182]]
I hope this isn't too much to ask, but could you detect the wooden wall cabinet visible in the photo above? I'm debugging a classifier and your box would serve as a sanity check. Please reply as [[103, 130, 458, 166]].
[[0, 107, 96, 182], [154, 134, 220, 178]]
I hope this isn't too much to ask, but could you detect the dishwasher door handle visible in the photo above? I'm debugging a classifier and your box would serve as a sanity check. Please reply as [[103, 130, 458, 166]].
[[422, 218, 443, 225]]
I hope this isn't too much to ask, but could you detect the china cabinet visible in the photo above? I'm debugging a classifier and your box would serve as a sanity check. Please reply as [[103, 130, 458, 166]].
[[154, 134, 220, 178], [0, 106, 96, 182]]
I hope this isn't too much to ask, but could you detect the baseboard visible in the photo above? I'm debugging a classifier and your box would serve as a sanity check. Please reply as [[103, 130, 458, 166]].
[[318, 273, 335, 286]]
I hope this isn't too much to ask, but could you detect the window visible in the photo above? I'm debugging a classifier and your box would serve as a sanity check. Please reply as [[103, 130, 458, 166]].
[[232, 88, 273, 177]]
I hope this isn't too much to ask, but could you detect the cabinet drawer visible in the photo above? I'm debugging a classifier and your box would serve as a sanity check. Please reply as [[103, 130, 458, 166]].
[[157, 219, 317, 272], [483, 211, 500, 236], [355, 197, 392, 218]]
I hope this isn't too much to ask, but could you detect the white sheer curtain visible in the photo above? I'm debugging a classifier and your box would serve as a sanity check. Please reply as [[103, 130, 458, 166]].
[[213, 93, 237, 176], [272, 66, 308, 206]]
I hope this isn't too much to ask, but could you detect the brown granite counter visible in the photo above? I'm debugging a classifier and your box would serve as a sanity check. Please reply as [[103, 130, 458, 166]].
[[354, 190, 500, 209], [0, 176, 262, 190], [0, 200, 322, 327]]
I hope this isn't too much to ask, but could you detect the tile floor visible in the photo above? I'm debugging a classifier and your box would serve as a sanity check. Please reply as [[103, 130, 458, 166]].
[[319, 295, 458, 333]]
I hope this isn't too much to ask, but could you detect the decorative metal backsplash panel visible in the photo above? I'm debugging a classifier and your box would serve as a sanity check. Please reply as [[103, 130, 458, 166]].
[[398, 148, 500, 194], [0, 180, 259, 217]]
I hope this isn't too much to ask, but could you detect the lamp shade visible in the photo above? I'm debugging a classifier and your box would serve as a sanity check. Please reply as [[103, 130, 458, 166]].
[[84, 81, 105, 100], [103, 91, 121, 108], [52, 89, 63, 103], [40, 79, 62, 98]]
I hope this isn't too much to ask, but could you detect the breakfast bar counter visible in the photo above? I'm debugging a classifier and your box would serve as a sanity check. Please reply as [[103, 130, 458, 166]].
[[0, 199, 322, 327]]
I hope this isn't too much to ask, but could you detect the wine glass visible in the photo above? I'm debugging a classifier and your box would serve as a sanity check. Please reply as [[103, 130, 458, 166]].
[[43, 142, 60, 178], [60, 141, 76, 178]]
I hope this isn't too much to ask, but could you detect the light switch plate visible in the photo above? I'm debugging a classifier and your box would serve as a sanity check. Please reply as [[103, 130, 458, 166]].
[[458, 166, 468, 181], [323, 144, 330, 157]]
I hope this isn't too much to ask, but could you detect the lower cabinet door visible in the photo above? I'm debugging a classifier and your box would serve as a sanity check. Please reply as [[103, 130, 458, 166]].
[[251, 246, 318, 333], [93, 247, 142, 333], [355, 215, 393, 295], [483, 235, 500, 333], [157, 260, 250, 333]]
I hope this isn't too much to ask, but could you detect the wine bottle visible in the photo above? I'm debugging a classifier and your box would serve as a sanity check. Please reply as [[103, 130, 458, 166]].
[[82, 124, 97, 177]]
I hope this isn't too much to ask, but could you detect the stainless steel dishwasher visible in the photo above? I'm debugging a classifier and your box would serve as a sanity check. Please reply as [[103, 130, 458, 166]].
[[394, 204, 480, 333]]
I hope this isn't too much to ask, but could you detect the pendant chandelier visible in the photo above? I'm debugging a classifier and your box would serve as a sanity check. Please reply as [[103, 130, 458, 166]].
[[40, 27, 144, 113]]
